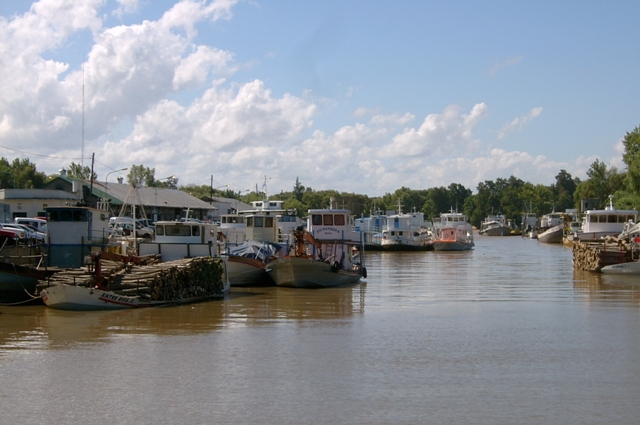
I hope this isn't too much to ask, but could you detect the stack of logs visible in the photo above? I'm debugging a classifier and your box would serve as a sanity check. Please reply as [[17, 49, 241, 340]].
[[43, 256, 226, 301], [572, 236, 634, 272]]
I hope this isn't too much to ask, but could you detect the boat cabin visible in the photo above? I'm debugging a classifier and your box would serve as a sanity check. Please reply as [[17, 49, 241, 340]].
[[139, 221, 220, 261]]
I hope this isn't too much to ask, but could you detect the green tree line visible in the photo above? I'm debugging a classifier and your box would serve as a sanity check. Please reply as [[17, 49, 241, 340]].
[[3, 125, 640, 226]]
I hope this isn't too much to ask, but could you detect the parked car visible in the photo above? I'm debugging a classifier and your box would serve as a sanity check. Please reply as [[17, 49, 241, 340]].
[[0, 223, 27, 241], [0, 228, 19, 246], [4, 223, 46, 243], [14, 217, 47, 232]]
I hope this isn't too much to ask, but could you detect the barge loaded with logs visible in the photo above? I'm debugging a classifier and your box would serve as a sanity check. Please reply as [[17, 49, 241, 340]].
[[39, 252, 229, 310], [572, 237, 636, 272]]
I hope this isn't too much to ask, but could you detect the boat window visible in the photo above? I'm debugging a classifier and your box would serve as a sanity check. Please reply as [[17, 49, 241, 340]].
[[156, 225, 164, 236], [265, 217, 274, 228], [334, 214, 345, 226], [608, 215, 617, 223], [166, 225, 191, 236], [255, 217, 264, 227], [312, 214, 322, 225], [323, 214, 333, 226], [247, 217, 253, 227], [192, 225, 200, 236]]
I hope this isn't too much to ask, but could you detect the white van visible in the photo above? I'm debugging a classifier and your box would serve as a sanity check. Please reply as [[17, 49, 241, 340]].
[[14, 217, 47, 232]]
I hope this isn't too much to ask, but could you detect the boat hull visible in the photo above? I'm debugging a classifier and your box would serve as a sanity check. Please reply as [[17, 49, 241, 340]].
[[480, 226, 512, 236], [41, 284, 171, 310], [432, 240, 474, 251], [267, 256, 362, 288], [537, 224, 564, 244], [0, 272, 39, 304], [227, 255, 270, 286], [600, 261, 640, 275], [379, 237, 432, 251]]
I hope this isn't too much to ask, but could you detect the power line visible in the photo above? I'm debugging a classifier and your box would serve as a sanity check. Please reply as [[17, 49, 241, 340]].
[[0, 144, 84, 160]]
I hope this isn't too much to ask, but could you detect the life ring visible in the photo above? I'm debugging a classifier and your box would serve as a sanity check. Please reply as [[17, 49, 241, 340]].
[[331, 261, 340, 273]]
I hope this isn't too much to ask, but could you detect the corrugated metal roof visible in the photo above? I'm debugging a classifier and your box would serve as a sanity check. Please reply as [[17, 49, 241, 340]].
[[94, 182, 217, 210]]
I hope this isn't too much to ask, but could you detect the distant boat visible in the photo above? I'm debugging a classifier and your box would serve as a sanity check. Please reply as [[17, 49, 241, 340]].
[[431, 210, 474, 251], [537, 212, 565, 244], [479, 213, 512, 236], [267, 208, 366, 288], [380, 205, 432, 250]]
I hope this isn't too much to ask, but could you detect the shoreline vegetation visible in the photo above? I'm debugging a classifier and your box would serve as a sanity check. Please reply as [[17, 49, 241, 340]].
[[2, 123, 640, 229]]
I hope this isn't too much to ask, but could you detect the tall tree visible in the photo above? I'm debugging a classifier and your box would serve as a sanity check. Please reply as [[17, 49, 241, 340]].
[[293, 177, 305, 201], [621, 125, 640, 205], [0, 157, 48, 189], [67, 161, 97, 180], [127, 164, 156, 187]]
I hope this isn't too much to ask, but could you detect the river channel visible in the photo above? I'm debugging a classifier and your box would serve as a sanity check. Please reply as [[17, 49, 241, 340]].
[[1, 234, 640, 424]]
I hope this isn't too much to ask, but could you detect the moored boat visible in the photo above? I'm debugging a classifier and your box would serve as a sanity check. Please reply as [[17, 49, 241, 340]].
[[380, 205, 432, 251], [600, 261, 640, 275], [431, 210, 474, 251], [41, 253, 228, 310], [537, 212, 565, 244], [574, 196, 637, 241], [224, 240, 280, 286], [267, 208, 366, 288], [479, 213, 511, 236]]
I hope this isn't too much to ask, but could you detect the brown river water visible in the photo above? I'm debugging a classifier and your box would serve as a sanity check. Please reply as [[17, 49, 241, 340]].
[[1, 234, 640, 424]]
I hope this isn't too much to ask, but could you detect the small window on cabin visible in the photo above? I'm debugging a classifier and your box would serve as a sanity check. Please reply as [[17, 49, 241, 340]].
[[255, 217, 264, 227], [156, 225, 164, 236], [247, 217, 253, 227], [608, 215, 617, 223], [192, 226, 200, 236], [323, 214, 333, 225], [312, 215, 322, 225], [334, 214, 345, 226], [265, 217, 274, 228], [60, 210, 73, 221], [399, 231, 403, 236], [270, 202, 277, 207]]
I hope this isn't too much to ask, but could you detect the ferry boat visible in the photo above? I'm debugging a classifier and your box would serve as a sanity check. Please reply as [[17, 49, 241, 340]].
[[432, 210, 474, 251], [267, 208, 366, 288]]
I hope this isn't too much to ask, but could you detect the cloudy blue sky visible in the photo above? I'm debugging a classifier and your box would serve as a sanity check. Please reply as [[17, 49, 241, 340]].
[[1, 0, 639, 196]]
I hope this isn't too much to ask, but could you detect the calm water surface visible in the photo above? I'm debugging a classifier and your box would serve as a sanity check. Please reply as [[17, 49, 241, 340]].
[[2, 235, 640, 424]]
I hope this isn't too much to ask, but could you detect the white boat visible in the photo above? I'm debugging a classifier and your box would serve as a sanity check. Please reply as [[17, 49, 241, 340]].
[[431, 210, 474, 251], [600, 261, 640, 275], [267, 208, 366, 288], [521, 209, 538, 239], [479, 213, 512, 236], [219, 197, 302, 246], [380, 205, 432, 251], [537, 212, 565, 244], [574, 196, 637, 241]]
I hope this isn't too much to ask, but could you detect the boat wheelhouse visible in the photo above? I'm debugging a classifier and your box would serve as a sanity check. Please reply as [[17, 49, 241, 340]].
[[576, 196, 637, 241]]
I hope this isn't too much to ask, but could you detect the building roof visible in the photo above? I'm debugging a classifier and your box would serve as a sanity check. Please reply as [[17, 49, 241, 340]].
[[0, 188, 79, 201], [95, 181, 217, 211]]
